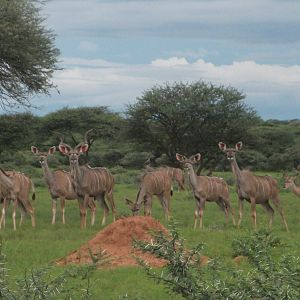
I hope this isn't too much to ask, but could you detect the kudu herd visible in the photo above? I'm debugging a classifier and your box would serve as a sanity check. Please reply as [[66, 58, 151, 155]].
[[31, 145, 96, 225], [0, 129, 296, 232]]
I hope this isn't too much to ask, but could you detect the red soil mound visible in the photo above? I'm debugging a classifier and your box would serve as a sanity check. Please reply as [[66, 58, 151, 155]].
[[56, 216, 168, 268]]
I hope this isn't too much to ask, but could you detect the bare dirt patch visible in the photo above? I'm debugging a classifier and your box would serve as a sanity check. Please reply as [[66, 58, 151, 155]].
[[56, 216, 168, 268]]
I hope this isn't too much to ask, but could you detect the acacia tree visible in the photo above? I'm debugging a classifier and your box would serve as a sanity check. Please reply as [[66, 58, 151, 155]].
[[126, 81, 260, 172], [0, 0, 60, 110]]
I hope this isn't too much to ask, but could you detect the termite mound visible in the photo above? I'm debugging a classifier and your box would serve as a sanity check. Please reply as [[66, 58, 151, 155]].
[[56, 216, 168, 268]]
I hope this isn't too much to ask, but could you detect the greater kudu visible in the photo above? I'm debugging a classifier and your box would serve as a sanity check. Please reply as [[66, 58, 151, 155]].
[[143, 159, 185, 191], [283, 174, 300, 199], [219, 142, 288, 231], [176, 153, 235, 229], [126, 169, 172, 220], [0, 169, 35, 230], [58, 137, 116, 228], [31, 146, 96, 225]]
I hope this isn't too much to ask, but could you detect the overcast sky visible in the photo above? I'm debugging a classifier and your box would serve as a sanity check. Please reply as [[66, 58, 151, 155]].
[[30, 0, 300, 120]]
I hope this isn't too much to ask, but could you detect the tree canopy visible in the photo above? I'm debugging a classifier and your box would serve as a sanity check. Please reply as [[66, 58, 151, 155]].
[[126, 81, 260, 171], [0, 0, 60, 110]]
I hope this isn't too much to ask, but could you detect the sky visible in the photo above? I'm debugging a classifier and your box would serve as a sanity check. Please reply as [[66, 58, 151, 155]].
[[30, 0, 300, 120]]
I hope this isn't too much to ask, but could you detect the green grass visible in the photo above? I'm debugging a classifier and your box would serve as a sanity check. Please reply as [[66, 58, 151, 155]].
[[0, 172, 299, 299]]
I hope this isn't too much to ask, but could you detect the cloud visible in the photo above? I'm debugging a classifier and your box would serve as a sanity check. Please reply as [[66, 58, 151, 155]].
[[44, 0, 300, 43], [33, 57, 300, 120], [78, 41, 98, 52]]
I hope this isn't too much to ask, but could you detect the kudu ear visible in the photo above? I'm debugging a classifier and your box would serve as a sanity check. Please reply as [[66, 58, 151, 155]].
[[31, 146, 39, 154], [76, 143, 89, 153], [58, 143, 71, 155], [218, 142, 226, 151], [191, 153, 201, 163], [175, 153, 186, 162], [235, 142, 243, 151], [48, 146, 56, 155]]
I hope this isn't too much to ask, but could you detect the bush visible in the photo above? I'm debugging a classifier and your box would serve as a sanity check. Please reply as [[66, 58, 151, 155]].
[[134, 222, 300, 300]]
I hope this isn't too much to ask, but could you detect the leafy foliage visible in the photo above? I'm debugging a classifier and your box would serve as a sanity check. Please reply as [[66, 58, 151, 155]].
[[134, 222, 300, 299], [126, 81, 260, 171], [0, 0, 60, 110]]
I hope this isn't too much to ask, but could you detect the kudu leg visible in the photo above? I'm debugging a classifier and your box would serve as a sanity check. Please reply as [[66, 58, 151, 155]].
[[52, 199, 57, 225], [96, 193, 109, 226], [250, 199, 257, 230], [270, 197, 289, 232], [261, 202, 274, 229], [12, 200, 18, 231], [0, 199, 8, 229], [60, 198, 66, 225], [106, 191, 116, 222], [220, 198, 236, 226], [158, 194, 170, 221], [144, 196, 152, 216], [238, 198, 244, 228], [87, 198, 96, 226], [78, 198, 87, 229]]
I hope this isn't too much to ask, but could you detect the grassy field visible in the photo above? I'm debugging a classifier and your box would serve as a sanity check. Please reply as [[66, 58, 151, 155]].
[[0, 171, 299, 299]]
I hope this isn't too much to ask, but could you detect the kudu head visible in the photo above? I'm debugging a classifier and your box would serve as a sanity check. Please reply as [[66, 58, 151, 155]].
[[218, 142, 243, 161], [58, 142, 89, 168], [175, 153, 201, 170], [31, 146, 56, 166], [57, 129, 93, 168], [283, 174, 296, 189], [125, 198, 140, 215]]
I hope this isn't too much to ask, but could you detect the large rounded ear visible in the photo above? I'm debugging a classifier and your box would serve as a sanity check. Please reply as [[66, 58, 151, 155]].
[[48, 146, 56, 155], [31, 146, 39, 154], [191, 153, 201, 162], [58, 143, 71, 155], [218, 142, 226, 151], [77, 143, 89, 153], [235, 142, 243, 151], [176, 153, 186, 162]]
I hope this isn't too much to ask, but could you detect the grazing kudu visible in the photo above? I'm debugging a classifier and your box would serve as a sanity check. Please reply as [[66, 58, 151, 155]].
[[31, 146, 96, 225], [283, 174, 300, 199], [58, 141, 116, 228], [218, 142, 288, 231], [0, 169, 35, 230], [126, 169, 172, 220], [176, 153, 235, 229]]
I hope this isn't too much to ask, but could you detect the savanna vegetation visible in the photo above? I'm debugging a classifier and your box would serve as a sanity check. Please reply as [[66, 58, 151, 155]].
[[0, 88, 298, 299], [0, 1, 300, 298]]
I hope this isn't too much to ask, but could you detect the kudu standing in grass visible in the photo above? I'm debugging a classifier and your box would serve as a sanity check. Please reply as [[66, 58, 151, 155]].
[[218, 142, 288, 231], [58, 132, 116, 228], [283, 174, 300, 199], [0, 169, 35, 230], [176, 153, 235, 229], [126, 169, 172, 220], [144, 158, 185, 191], [31, 146, 96, 225]]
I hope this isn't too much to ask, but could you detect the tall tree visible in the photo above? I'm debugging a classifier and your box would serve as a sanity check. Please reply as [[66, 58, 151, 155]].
[[0, 0, 60, 110], [126, 81, 260, 172]]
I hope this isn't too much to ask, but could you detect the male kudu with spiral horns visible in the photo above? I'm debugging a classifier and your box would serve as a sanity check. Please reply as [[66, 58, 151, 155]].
[[58, 129, 116, 228]]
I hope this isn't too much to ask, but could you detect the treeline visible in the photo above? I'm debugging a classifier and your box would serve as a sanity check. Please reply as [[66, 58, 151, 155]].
[[0, 107, 299, 174], [0, 82, 299, 173]]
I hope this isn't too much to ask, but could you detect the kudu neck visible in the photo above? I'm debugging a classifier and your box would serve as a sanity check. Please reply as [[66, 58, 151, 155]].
[[187, 164, 198, 189], [230, 158, 242, 181]]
